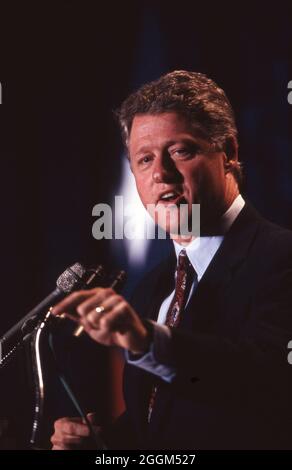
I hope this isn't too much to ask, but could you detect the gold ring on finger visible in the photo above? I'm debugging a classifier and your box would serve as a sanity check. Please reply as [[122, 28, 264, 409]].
[[95, 305, 105, 314]]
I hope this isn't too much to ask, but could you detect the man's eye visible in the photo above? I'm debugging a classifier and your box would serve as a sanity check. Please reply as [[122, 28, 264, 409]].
[[171, 145, 199, 159], [138, 155, 152, 165], [171, 148, 191, 158]]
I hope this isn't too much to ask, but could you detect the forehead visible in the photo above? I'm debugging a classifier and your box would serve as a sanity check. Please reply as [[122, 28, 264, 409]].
[[129, 112, 194, 146]]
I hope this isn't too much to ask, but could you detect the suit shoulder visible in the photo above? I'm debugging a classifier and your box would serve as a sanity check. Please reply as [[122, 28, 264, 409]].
[[253, 217, 292, 268], [257, 218, 292, 250]]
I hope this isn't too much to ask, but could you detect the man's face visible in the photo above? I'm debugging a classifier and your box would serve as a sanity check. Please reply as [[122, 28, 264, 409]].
[[128, 112, 238, 239]]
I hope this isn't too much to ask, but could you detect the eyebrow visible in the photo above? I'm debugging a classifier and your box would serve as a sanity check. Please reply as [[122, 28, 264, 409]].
[[134, 138, 198, 157]]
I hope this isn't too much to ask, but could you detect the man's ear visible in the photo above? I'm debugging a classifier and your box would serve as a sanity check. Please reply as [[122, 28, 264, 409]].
[[127, 154, 133, 173], [223, 136, 238, 172]]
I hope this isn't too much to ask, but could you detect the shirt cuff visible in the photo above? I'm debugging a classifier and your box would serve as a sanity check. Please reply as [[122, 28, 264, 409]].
[[125, 321, 176, 383]]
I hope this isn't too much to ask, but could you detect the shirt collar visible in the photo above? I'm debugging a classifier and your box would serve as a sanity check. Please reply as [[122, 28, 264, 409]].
[[173, 194, 245, 281]]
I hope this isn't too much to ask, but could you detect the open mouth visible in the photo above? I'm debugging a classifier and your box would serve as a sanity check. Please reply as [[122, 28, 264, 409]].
[[158, 191, 187, 205]]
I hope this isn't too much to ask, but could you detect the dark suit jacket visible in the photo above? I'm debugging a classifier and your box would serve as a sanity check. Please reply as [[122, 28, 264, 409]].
[[104, 203, 292, 450]]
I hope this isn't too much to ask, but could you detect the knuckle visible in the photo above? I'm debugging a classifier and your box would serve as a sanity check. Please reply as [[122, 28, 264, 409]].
[[65, 422, 74, 434], [72, 290, 87, 299], [50, 435, 60, 446], [99, 316, 109, 329], [105, 287, 115, 296], [76, 304, 85, 316], [70, 292, 80, 300], [78, 290, 88, 297], [119, 299, 128, 311], [54, 417, 66, 430], [91, 287, 101, 294]]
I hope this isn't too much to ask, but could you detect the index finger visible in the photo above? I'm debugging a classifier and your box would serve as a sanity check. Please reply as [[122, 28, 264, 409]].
[[51, 289, 98, 316]]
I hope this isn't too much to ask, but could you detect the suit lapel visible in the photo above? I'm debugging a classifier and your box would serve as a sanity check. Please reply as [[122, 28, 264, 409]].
[[148, 203, 262, 436], [179, 203, 261, 332]]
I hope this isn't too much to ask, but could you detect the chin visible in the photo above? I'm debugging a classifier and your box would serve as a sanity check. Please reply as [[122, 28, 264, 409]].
[[159, 218, 193, 238], [150, 204, 198, 237]]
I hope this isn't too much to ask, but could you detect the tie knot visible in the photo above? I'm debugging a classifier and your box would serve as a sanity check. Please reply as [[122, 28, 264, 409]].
[[178, 249, 190, 271]]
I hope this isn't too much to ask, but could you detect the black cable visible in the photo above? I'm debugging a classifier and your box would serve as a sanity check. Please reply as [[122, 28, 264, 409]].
[[48, 331, 107, 450]]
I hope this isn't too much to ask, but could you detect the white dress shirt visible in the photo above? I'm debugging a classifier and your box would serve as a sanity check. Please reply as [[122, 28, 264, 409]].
[[126, 195, 245, 382]]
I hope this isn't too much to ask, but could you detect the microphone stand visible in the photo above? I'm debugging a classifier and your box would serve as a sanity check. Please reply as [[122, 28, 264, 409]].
[[29, 264, 105, 449], [29, 266, 126, 449]]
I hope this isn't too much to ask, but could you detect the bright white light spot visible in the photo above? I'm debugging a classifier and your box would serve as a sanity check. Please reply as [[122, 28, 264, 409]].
[[114, 157, 154, 266]]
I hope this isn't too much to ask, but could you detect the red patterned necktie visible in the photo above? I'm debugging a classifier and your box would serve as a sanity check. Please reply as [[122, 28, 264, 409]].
[[147, 249, 195, 423]]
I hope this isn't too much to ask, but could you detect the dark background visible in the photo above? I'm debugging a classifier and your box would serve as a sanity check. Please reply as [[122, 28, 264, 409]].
[[0, 0, 291, 447]]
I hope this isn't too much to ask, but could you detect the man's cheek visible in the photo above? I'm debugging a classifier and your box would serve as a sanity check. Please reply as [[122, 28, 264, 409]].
[[139, 193, 152, 207]]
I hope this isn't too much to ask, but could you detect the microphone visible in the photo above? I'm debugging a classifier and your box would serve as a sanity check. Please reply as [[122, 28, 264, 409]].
[[0, 262, 88, 365]]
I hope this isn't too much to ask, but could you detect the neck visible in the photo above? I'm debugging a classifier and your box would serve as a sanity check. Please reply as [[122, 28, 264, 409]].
[[171, 234, 196, 246], [171, 189, 240, 244]]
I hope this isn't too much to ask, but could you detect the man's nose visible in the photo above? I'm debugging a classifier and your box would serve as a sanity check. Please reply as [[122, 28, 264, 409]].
[[152, 154, 179, 184]]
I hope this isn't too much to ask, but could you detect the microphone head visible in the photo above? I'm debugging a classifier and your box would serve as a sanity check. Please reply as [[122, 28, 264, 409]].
[[56, 262, 87, 293]]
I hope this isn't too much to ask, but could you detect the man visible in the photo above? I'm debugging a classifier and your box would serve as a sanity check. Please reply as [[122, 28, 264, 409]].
[[51, 71, 292, 450]]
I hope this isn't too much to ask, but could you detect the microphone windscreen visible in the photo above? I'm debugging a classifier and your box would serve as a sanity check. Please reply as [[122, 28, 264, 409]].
[[56, 262, 87, 293]]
